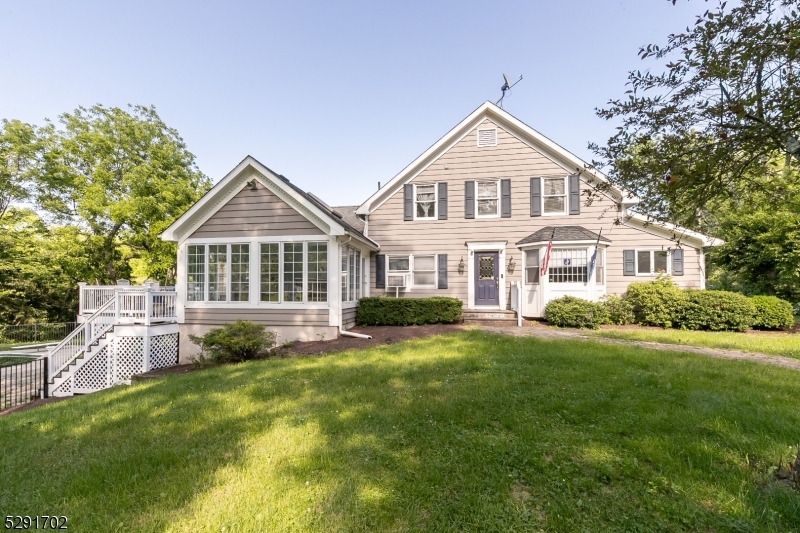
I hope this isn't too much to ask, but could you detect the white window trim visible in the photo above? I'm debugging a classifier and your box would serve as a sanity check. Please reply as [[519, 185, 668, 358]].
[[413, 183, 437, 220], [475, 179, 501, 219], [541, 176, 568, 217], [476, 127, 498, 147], [411, 254, 437, 289], [386, 254, 412, 289], [181, 238, 333, 308], [523, 248, 540, 285], [635, 249, 671, 276], [341, 244, 363, 304], [593, 247, 606, 286]]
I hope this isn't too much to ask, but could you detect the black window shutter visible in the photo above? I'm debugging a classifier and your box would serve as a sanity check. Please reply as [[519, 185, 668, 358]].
[[501, 179, 511, 218], [438, 182, 448, 220], [569, 174, 580, 215], [375, 254, 386, 288], [464, 180, 475, 219], [672, 248, 684, 276], [623, 250, 635, 276], [403, 184, 413, 221], [530, 177, 541, 217], [437, 254, 448, 289]]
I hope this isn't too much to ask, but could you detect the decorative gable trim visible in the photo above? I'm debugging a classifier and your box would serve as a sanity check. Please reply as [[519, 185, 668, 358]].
[[356, 101, 638, 216], [161, 156, 345, 243]]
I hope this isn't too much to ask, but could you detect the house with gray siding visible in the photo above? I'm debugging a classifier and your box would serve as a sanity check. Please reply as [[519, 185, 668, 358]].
[[161, 101, 720, 361]]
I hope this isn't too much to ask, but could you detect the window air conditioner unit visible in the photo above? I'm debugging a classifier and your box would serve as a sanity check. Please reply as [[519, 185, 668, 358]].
[[386, 274, 409, 289]]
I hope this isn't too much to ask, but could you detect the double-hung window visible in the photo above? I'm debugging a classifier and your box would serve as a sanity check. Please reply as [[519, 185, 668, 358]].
[[476, 181, 499, 217], [594, 247, 605, 284], [230, 244, 250, 302], [307, 242, 328, 302], [260, 243, 280, 302], [187, 245, 206, 301], [341, 245, 362, 302], [525, 249, 539, 284], [208, 245, 228, 301], [637, 250, 669, 275], [543, 177, 566, 215], [283, 243, 304, 302], [386, 255, 410, 288], [413, 255, 436, 287], [415, 184, 436, 219], [548, 248, 588, 283]]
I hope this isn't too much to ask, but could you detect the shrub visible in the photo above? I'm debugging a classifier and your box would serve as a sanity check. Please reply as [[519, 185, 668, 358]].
[[750, 295, 795, 330], [544, 296, 609, 329], [188, 320, 277, 364], [601, 294, 635, 325], [624, 276, 686, 328], [677, 290, 756, 332], [356, 297, 462, 326]]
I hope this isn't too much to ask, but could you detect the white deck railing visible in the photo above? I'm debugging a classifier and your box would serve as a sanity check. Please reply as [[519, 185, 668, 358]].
[[49, 297, 117, 377], [78, 283, 177, 324]]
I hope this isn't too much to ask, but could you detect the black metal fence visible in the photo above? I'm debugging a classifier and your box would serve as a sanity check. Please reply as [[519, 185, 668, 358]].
[[0, 323, 76, 346], [0, 357, 48, 411]]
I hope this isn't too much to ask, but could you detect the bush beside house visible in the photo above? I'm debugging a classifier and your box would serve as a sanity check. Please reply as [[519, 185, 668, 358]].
[[543, 278, 795, 331], [357, 297, 463, 326], [750, 295, 795, 330], [188, 320, 277, 364], [543, 296, 608, 329]]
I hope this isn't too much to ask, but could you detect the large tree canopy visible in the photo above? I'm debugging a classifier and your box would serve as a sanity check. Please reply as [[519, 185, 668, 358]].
[[591, 0, 800, 227], [36, 104, 210, 284], [0, 105, 210, 323]]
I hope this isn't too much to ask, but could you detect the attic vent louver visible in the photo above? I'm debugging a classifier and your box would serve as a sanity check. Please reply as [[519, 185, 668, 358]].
[[477, 128, 497, 147]]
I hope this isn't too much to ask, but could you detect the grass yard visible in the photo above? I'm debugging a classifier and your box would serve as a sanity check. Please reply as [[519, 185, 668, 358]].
[[592, 327, 800, 359], [1, 331, 799, 532]]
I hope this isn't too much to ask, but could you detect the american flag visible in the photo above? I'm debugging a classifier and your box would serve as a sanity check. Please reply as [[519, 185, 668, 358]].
[[539, 229, 555, 278], [587, 229, 603, 281]]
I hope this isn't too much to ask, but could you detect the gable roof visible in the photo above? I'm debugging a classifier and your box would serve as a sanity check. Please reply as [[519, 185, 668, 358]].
[[516, 226, 612, 246], [356, 101, 639, 216], [160, 156, 378, 250]]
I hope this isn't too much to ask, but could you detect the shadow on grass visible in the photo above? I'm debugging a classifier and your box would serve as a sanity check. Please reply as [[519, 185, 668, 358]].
[[1, 330, 799, 532]]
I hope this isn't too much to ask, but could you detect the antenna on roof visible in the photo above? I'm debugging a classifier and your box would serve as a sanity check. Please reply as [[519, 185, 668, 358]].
[[496, 74, 523, 109]]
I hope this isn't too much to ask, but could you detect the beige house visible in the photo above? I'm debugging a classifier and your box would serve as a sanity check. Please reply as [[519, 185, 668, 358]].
[[161, 101, 720, 361]]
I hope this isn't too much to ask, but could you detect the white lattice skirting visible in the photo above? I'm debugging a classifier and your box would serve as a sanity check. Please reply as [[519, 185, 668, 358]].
[[64, 328, 179, 394]]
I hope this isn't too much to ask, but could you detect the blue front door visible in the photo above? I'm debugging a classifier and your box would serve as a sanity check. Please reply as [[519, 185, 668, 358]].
[[475, 252, 499, 306]]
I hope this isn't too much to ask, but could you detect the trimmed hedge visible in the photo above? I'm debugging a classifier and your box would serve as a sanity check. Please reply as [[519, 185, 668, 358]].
[[356, 297, 463, 326], [624, 277, 686, 328], [677, 290, 756, 332], [544, 296, 608, 329], [601, 294, 635, 325], [750, 295, 795, 330]]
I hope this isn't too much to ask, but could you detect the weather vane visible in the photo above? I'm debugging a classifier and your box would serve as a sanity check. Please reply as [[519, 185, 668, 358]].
[[496, 74, 523, 108]]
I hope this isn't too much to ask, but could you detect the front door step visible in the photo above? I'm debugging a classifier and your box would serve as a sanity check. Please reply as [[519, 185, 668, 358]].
[[463, 310, 517, 324]]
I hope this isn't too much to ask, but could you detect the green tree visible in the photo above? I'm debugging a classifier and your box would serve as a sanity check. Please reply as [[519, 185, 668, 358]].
[[36, 104, 211, 284], [591, 0, 800, 227], [0, 208, 81, 323], [0, 120, 38, 219]]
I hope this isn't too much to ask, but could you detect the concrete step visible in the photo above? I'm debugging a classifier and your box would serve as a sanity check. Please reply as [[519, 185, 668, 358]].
[[462, 310, 517, 321]]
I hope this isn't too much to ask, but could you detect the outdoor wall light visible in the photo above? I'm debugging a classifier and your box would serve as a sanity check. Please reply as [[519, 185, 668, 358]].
[[507, 257, 516, 275], [457, 257, 466, 275]]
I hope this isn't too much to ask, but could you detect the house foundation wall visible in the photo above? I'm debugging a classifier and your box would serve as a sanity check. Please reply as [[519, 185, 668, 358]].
[[178, 324, 339, 364]]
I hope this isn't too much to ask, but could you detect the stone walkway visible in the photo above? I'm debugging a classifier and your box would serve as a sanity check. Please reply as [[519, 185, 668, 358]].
[[478, 325, 800, 371]]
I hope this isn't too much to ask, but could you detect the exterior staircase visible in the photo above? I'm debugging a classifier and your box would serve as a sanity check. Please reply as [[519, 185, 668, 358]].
[[47, 284, 179, 397]]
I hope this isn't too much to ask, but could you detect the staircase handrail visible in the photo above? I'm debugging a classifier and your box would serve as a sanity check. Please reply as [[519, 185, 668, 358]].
[[49, 297, 116, 377]]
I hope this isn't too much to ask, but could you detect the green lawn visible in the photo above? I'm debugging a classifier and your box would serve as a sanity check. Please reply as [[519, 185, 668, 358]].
[[591, 327, 800, 359], [1, 331, 799, 532]]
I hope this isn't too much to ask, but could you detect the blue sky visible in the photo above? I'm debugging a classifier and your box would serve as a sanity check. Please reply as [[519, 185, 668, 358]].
[[0, 1, 702, 206]]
